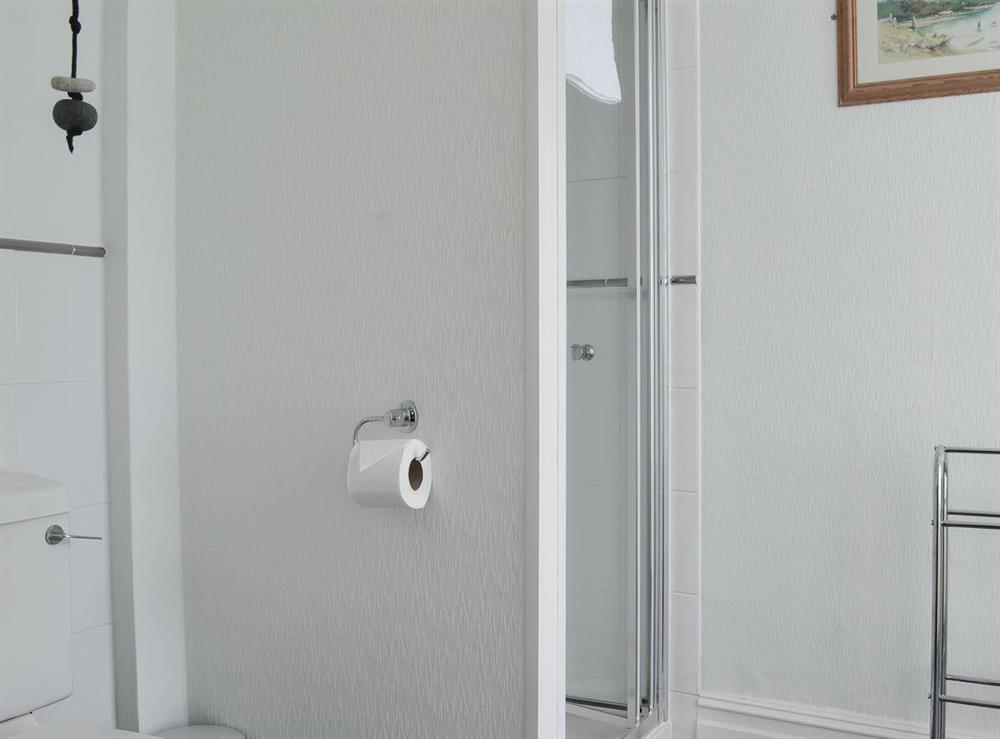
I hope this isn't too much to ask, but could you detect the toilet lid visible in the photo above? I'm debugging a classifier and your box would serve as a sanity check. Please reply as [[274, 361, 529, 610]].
[[12, 723, 155, 739]]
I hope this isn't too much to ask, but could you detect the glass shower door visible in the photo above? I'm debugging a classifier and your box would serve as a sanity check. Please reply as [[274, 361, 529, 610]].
[[565, 0, 660, 731]]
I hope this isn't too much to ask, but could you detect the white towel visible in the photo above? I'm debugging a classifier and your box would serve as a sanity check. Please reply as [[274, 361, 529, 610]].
[[565, 0, 622, 105]]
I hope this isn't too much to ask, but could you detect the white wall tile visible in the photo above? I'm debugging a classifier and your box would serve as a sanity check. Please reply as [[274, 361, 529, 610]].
[[666, 1, 699, 71], [667, 68, 699, 174], [568, 386, 624, 487], [669, 287, 700, 390], [15, 252, 104, 383], [663, 0, 702, 721], [568, 293, 628, 389], [670, 492, 699, 596], [567, 84, 623, 182], [568, 178, 624, 279], [70, 504, 112, 633], [669, 593, 700, 695], [0, 385, 15, 468], [0, 250, 15, 384], [669, 691, 698, 739], [567, 580, 625, 684], [34, 625, 116, 728], [16, 381, 108, 507], [670, 388, 700, 492], [668, 170, 700, 277], [568, 483, 623, 586], [3, 4, 113, 729], [659, 291, 671, 395]]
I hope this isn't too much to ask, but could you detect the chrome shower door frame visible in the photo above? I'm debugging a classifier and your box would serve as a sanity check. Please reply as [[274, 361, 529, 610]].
[[640, 0, 667, 730], [625, 0, 667, 732]]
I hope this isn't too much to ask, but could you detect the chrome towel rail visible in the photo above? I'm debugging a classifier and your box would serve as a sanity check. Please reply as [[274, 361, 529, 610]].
[[568, 277, 629, 289], [567, 275, 697, 289], [930, 446, 1000, 739], [0, 237, 105, 258]]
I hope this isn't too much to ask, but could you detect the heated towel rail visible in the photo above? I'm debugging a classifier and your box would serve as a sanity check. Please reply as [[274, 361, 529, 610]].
[[930, 446, 1000, 739]]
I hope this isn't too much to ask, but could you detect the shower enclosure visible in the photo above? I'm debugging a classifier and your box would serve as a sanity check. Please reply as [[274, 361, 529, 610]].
[[565, 0, 664, 736]]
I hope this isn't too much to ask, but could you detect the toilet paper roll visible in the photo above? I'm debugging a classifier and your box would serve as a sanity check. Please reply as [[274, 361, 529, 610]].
[[347, 438, 432, 509]]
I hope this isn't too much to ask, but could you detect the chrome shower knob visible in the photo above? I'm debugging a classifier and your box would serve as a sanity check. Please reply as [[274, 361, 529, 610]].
[[571, 343, 596, 361]]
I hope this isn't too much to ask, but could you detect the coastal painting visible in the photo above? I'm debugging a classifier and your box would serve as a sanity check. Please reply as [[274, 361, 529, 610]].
[[879, 0, 1000, 63], [838, 0, 1000, 104]]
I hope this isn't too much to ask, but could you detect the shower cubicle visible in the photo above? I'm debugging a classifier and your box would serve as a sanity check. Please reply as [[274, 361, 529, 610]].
[[565, 1, 665, 736]]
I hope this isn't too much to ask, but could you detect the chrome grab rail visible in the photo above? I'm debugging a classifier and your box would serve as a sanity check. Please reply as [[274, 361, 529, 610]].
[[930, 446, 1000, 739]]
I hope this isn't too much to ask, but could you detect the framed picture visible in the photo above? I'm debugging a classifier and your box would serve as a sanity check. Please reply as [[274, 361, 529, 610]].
[[838, 0, 1000, 105]]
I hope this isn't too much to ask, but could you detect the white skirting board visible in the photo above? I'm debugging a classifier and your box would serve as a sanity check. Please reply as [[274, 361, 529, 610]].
[[697, 693, 988, 739]]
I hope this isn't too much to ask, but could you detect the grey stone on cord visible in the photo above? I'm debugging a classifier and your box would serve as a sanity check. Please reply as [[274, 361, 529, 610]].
[[51, 76, 96, 93]]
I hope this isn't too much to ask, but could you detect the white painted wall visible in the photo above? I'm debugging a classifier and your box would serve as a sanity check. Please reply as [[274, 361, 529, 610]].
[[174, 3, 526, 738], [0, 0, 115, 728], [701, 1, 1000, 734]]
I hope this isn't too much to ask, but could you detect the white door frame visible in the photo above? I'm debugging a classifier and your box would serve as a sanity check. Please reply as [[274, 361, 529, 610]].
[[524, 2, 566, 738]]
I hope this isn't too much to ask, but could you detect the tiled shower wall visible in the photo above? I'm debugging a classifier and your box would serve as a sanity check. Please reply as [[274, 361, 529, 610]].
[[665, 0, 702, 737], [565, 0, 637, 702], [565, 88, 633, 703], [0, 0, 115, 727]]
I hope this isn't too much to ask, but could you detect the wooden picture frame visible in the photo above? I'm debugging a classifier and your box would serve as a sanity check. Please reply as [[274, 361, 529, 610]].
[[838, 0, 1000, 105]]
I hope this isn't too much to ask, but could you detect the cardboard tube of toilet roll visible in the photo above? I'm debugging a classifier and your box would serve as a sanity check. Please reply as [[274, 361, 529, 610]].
[[347, 438, 431, 509]]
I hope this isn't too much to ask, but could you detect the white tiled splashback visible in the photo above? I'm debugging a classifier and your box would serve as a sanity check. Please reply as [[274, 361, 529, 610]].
[[0, 249, 116, 727], [664, 0, 702, 737]]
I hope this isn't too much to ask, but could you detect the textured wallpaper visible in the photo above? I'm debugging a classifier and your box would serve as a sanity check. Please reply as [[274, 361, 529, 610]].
[[701, 1, 1000, 733], [175, 3, 526, 737]]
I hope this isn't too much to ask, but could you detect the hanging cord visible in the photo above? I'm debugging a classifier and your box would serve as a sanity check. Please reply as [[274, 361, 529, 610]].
[[66, 0, 82, 152], [69, 0, 79, 78]]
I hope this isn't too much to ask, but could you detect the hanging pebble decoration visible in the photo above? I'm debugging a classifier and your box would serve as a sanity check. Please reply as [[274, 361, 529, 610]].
[[51, 0, 97, 153]]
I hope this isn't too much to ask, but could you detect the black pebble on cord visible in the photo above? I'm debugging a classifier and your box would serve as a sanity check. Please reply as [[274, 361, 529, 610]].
[[52, 98, 97, 152]]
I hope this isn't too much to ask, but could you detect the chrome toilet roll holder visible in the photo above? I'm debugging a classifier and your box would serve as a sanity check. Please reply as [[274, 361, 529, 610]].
[[353, 400, 430, 461]]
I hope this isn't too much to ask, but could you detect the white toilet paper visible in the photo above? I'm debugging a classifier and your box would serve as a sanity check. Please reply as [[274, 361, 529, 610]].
[[347, 438, 432, 509]]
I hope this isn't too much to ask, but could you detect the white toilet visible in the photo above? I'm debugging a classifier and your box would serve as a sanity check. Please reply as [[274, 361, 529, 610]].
[[0, 472, 242, 739]]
